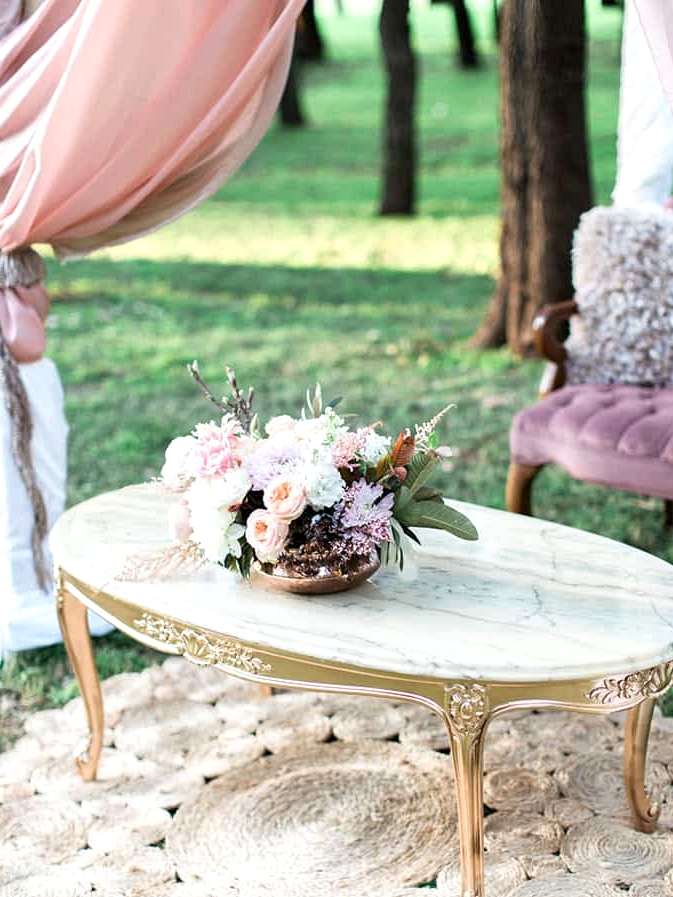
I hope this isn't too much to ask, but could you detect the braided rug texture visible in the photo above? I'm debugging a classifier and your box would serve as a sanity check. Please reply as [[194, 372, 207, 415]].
[[2, 657, 673, 896]]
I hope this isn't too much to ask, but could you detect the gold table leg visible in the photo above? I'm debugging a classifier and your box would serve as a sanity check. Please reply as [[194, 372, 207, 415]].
[[444, 684, 489, 897], [624, 697, 659, 833], [56, 579, 104, 781]]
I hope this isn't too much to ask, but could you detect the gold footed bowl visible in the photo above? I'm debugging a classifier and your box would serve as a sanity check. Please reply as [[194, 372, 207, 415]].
[[255, 555, 381, 595]]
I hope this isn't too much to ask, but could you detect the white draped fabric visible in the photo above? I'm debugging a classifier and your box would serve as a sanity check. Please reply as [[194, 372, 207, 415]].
[[0, 359, 111, 655], [613, 0, 673, 207]]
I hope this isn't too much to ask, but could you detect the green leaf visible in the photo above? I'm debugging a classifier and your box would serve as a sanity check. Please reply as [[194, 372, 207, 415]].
[[402, 501, 479, 541], [400, 523, 421, 545], [412, 486, 444, 503], [393, 484, 415, 520], [405, 451, 439, 496]]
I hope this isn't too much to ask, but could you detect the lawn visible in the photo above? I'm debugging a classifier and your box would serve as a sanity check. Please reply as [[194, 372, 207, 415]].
[[4, 1, 668, 744]]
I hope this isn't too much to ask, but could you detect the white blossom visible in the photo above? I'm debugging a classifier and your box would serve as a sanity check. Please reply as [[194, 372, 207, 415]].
[[361, 431, 391, 464], [161, 435, 196, 486]]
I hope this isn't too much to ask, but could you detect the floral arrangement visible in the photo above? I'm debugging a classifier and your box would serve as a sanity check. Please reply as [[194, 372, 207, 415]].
[[142, 364, 477, 583]]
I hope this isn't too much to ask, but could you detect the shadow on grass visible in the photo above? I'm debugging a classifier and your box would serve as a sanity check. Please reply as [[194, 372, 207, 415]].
[[46, 256, 494, 342]]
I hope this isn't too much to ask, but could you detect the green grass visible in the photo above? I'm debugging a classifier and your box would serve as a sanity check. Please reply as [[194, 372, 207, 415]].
[[5, 1, 667, 746]]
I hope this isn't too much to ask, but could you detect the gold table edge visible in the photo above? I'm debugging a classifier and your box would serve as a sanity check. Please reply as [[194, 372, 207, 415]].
[[55, 566, 673, 717]]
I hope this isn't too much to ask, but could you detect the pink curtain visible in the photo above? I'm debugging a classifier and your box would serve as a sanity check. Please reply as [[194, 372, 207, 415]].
[[0, 0, 304, 259]]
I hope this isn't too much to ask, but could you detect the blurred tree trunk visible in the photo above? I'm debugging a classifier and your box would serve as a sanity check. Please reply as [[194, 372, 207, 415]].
[[471, 0, 593, 353], [379, 0, 417, 215], [279, 55, 305, 127], [296, 0, 325, 62], [452, 0, 480, 68], [431, 0, 481, 68]]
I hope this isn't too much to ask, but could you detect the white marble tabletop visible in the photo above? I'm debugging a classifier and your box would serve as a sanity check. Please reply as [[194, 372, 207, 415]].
[[50, 484, 673, 683]]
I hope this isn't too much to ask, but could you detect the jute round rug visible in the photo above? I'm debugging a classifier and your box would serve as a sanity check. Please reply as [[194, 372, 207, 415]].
[[166, 741, 455, 896], [2, 657, 673, 896]]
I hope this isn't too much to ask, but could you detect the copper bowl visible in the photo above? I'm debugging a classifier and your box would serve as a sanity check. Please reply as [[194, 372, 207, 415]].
[[254, 556, 381, 595]]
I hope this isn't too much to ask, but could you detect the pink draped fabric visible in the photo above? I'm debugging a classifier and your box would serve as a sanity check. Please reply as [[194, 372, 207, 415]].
[[0, 0, 303, 258], [634, 1, 673, 115], [0, 0, 304, 361], [0, 283, 47, 362]]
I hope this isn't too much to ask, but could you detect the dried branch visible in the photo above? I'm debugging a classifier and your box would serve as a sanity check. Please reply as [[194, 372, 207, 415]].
[[188, 361, 228, 415], [115, 540, 205, 582]]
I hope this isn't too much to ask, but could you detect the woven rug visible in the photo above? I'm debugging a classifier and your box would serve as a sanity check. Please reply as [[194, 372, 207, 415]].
[[2, 657, 673, 896]]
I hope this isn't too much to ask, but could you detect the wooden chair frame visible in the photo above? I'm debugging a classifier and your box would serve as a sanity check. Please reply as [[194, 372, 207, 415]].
[[506, 300, 673, 526]]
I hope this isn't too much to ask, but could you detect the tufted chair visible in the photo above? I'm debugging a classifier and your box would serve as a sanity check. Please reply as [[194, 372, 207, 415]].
[[507, 206, 673, 524]]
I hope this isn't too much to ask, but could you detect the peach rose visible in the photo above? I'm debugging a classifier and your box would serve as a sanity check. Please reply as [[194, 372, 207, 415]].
[[263, 475, 307, 521], [245, 510, 289, 564], [265, 415, 296, 437], [168, 499, 192, 543]]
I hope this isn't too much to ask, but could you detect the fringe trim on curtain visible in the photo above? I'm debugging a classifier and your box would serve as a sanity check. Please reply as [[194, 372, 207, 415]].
[[0, 246, 49, 591]]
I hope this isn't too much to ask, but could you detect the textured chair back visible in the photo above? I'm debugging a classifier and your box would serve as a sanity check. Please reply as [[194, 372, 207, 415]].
[[566, 205, 673, 387]]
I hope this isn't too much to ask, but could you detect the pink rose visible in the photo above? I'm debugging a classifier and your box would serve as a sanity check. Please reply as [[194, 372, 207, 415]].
[[191, 421, 239, 478], [168, 499, 192, 543], [245, 510, 289, 564], [263, 475, 307, 521]]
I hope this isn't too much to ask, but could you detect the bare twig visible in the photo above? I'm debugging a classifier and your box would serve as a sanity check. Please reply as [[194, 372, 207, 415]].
[[188, 361, 228, 415], [188, 361, 255, 433]]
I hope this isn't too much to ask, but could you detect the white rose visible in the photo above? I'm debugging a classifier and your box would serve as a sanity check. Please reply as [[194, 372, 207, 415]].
[[161, 435, 196, 486], [186, 467, 251, 513], [189, 505, 237, 562]]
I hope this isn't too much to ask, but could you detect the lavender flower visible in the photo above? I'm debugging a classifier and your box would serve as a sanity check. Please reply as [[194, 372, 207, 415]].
[[337, 479, 394, 545]]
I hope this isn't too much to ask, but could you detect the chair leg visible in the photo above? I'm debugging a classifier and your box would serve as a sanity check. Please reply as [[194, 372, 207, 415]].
[[665, 500, 673, 529], [506, 462, 542, 516]]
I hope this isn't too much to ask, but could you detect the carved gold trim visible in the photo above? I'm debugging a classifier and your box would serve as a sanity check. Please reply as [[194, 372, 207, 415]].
[[445, 682, 488, 735], [586, 662, 673, 706], [133, 612, 271, 674]]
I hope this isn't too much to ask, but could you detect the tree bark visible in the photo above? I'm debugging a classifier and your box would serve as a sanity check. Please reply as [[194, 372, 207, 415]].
[[279, 55, 305, 128], [472, 0, 593, 353], [296, 0, 324, 62], [379, 0, 417, 215]]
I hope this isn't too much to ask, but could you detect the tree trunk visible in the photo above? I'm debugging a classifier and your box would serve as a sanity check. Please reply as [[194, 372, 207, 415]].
[[452, 0, 480, 68], [472, 0, 593, 353], [279, 55, 305, 128], [296, 0, 324, 62], [379, 0, 417, 215]]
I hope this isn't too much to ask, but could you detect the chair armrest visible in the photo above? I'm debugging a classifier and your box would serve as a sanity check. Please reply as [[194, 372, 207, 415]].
[[532, 300, 578, 396]]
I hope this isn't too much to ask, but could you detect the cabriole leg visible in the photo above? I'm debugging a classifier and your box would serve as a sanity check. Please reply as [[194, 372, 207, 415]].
[[444, 684, 489, 897], [624, 697, 659, 833], [56, 578, 104, 781], [505, 462, 542, 516]]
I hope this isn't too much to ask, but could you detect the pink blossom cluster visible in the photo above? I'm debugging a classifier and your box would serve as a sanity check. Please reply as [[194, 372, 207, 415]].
[[160, 401, 401, 575]]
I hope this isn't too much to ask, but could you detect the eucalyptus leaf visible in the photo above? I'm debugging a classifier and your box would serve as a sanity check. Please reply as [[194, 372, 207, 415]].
[[403, 501, 478, 540], [393, 484, 415, 519], [405, 450, 439, 495], [412, 485, 444, 503]]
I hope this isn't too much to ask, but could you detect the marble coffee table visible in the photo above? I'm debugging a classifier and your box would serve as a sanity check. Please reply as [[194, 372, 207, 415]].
[[50, 484, 673, 897]]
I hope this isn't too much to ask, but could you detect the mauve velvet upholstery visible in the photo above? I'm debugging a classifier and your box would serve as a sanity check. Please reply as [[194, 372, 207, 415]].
[[510, 384, 673, 499]]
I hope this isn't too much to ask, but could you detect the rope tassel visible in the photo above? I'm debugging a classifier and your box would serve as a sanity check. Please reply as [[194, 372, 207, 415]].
[[0, 247, 50, 591]]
